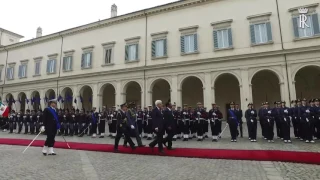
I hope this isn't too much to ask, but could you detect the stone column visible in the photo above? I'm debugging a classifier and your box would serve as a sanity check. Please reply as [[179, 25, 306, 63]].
[[204, 72, 212, 108], [25, 91, 32, 110], [92, 83, 99, 110], [286, 64, 296, 101], [281, 65, 290, 104], [211, 87, 215, 103], [40, 89, 46, 110], [170, 75, 178, 106], [140, 90, 145, 108], [115, 81, 122, 108], [147, 90, 152, 106]]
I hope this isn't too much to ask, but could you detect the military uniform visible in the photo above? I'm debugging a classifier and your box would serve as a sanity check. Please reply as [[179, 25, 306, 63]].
[[227, 102, 239, 142], [74, 109, 80, 135], [280, 101, 291, 143], [173, 106, 181, 140], [8, 110, 16, 133], [181, 105, 190, 141], [30, 110, 37, 134], [262, 102, 274, 142], [98, 107, 107, 138], [272, 101, 282, 139], [24, 109, 31, 134], [258, 103, 265, 138], [146, 105, 153, 140], [194, 102, 207, 141], [208, 103, 223, 141], [136, 106, 144, 136], [300, 98, 314, 143], [235, 104, 243, 137], [313, 99, 320, 139], [245, 103, 257, 142]]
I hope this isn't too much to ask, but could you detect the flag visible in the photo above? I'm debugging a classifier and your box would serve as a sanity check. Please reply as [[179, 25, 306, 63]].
[[26, 99, 29, 104], [0, 102, 10, 117]]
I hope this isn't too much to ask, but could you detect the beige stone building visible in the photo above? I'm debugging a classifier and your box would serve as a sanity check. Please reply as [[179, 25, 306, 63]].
[[0, 0, 320, 118]]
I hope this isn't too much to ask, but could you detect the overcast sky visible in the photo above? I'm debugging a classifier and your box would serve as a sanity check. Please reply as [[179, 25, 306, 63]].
[[1, 0, 178, 41]]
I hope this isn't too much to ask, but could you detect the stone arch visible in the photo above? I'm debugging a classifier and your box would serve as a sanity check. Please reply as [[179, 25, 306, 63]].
[[123, 81, 142, 106], [251, 69, 281, 108], [150, 78, 171, 105], [212, 71, 242, 87], [31, 91, 41, 110], [181, 76, 204, 107], [249, 67, 283, 84], [61, 87, 73, 110], [213, 73, 241, 119], [179, 74, 205, 90], [294, 65, 320, 99], [99, 83, 116, 108], [18, 92, 27, 111], [5, 93, 14, 110], [79, 85, 93, 112]]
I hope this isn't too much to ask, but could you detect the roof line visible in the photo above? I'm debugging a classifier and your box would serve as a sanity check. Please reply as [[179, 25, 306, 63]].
[[0, 28, 24, 38]]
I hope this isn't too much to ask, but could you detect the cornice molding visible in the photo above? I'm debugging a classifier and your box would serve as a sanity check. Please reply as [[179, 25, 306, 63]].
[[288, 3, 319, 12], [247, 12, 272, 20], [0, 0, 217, 52]]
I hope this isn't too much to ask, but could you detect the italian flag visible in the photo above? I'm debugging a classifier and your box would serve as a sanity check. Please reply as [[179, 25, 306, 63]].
[[0, 102, 9, 117]]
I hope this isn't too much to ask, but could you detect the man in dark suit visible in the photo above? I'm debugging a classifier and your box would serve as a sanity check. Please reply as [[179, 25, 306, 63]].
[[41, 99, 60, 156], [149, 100, 165, 154], [162, 102, 175, 150]]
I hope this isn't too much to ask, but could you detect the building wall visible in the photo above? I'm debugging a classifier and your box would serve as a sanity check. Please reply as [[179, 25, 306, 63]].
[[0, 0, 320, 115], [0, 32, 22, 46]]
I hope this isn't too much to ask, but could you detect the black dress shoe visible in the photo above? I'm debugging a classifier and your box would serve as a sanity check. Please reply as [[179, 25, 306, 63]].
[[131, 146, 136, 151], [123, 144, 128, 148], [172, 138, 176, 141], [99, 136, 104, 138], [159, 150, 165, 154], [114, 149, 119, 153], [149, 145, 154, 152], [138, 145, 145, 147], [42, 153, 47, 156], [167, 147, 175, 150], [48, 153, 57, 156]]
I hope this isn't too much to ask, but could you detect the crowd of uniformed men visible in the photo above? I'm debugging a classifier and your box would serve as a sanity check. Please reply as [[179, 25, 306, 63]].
[[1, 98, 320, 144]]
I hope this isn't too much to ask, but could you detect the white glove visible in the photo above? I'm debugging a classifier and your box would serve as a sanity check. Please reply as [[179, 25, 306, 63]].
[[89, 123, 92, 125], [147, 115, 149, 117], [136, 114, 138, 116], [284, 110, 288, 113], [63, 115, 66, 117], [211, 119, 214, 122], [183, 112, 186, 115], [306, 109, 310, 113], [197, 112, 201, 115], [212, 113, 216, 116], [155, 127, 158, 131], [72, 115, 75, 118], [23, 116, 26, 118], [40, 126, 45, 132], [110, 115, 113, 117], [251, 119, 254, 122], [284, 118, 286, 121], [268, 111, 271, 114], [267, 119, 270, 122], [37, 116, 40, 118], [319, 117, 320, 120], [306, 118, 309, 122], [98, 114, 101, 117], [131, 125, 135, 129], [251, 111, 254, 114], [17, 115, 20, 118], [10, 116, 13, 118]]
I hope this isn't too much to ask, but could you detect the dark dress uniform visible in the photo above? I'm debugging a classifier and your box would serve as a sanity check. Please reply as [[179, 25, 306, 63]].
[[258, 103, 265, 138], [17, 112, 23, 134], [98, 110, 107, 138], [313, 99, 320, 139], [272, 102, 282, 139], [227, 106, 238, 142], [235, 107, 243, 137], [263, 106, 274, 142], [290, 101, 299, 138], [74, 109, 80, 135], [194, 107, 207, 141], [208, 105, 223, 141], [146, 107, 153, 140], [110, 108, 118, 138], [300, 103, 314, 143], [30, 111, 37, 134], [162, 107, 175, 149], [43, 106, 60, 150], [24, 110, 31, 134], [280, 104, 291, 142], [245, 104, 257, 141], [8, 112, 16, 133], [149, 106, 165, 153], [181, 107, 190, 141]]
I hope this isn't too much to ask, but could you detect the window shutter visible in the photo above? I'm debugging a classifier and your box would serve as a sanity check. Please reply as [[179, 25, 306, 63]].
[[63, 57, 67, 70], [46, 60, 50, 73], [125, 45, 129, 61], [266, 22, 273, 41], [312, 13, 320, 35], [292, 17, 299, 38], [213, 31, 218, 49], [227, 29, 233, 47], [7, 68, 10, 79], [89, 52, 92, 66], [135, 44, 139, 60], [250, 24, 256, 44], [151, 40, 156, 57], [81, 54, 85, 68], [18, 65, 22, 78], [24, 65, 27, 77], [163, 39, 167, 56], [194, 34, 198, 51], [53, 60, 56, 73], [180, 36, 185, 53], [69, 56, 73, 70]]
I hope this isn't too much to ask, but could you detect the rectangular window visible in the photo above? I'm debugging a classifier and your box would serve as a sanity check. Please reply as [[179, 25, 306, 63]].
[[46, 59, 56, 73], [125, 44, 138, 61], [18, 65, 27, 78], [0, 69, 2, 81], [151, 39, 167, 58], [213, 29, 233, 49], [7, 67, 14, 80], [63, 56, 72, 71], [35, 61, 41, 75], [180, 34, 198, 54], [293, 14, 320, 38], [81, 52, 92, 68], [104, 49, 112, 64], [250, 22, 272, 45]]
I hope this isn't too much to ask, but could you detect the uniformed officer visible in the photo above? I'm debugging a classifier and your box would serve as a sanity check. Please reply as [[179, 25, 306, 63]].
[[98, 106, 107, 138], [245, 103, 257, 142], [272, 101, 282, 139], [90, 107, 98, 138], [290, 100, 299, 139], [301, 98, 314, 143], [109, 106, 117, 138], [181, 104, 190, 141], [258, 102, 265, 139], [30, 110, 37, 134], [74, 109, 80, 135], [142, 107, 148, 138], [208, 103, 222, 142], [136, 105, 144, 136], [171, 104, 178, 141], [175, 106, 182, 140], [313, 98, 320, 140], [146, 105, 153, 140], [227, 102, 238, 142], [263, 102, 274, 143], [17, 110, 23, 134], [8, 110, 16, 134], [280, 101, 292, 143], [194, 102, 206, 141], [24, 109, 31, 134], [69, 108, 75, 136], [235, 104, 243, 138]]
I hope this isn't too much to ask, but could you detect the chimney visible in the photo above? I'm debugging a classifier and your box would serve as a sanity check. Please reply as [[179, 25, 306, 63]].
[[36, 27, 42, 38], [111, 4, 117, 18]]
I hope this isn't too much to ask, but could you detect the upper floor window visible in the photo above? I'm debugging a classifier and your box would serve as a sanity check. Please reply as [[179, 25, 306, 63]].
[[7, 66, 14, 80], [293, 14, 320, 38], [247, 12, 273, 46], [211, 19, 233, 50], [151, 31, 168, 59], [81, 46, 94, 69], [47, 59, 56, 74], [63, 56, 73, 71], [179, 25, 199, 55], [18, 64, 27, 78], [35, 61, 41, 75], [125, 36, 140, 62], [250, 22, 273, 45], [101, 41, 115, 65]]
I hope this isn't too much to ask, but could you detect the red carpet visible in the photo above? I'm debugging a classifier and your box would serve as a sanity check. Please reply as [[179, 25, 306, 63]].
[[1, 138, 319, 165]]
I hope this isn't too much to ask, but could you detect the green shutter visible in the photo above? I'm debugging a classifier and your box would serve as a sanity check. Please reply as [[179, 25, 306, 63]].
[[63, 57, 67, 70], [81, 54, 84, 68], [135, 44, 139, 60], [312, 13, 320, 35], [194, 34, 198, 51], [89, 52, 92, 67], [180, 36, 185, 53], [250, 24, 256, 44], [266, 22, 273, 41], [151, 40, 156, 57], [292, 17, 299, 38], [163, 39, 167, 56], [70, 56, 73, 70], [125, 45, 129, 61], [53, 60, 56, 73], [18, 65, 22, 78], [227, 28, 233, 47], [46, 60, 50, 73], [213, 30, 218, 49]]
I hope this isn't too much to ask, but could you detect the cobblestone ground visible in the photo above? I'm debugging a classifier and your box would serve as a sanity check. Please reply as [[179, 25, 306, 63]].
[[0, 145, 320, 180], [1, 122, 320, 152]]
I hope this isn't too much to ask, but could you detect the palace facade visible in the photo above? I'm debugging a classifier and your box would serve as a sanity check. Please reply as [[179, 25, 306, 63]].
[[0, 0, 320, 118]]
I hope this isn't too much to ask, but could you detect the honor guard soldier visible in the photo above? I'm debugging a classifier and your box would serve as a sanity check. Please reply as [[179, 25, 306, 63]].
[[194, 102, 206, 141], [313, 98, 320, 140], [98, 106, 107, 138], [114, 103, 136, 152], [24, 109, 31, 134], [142, 107, 148, 138], [209, 103, 223, 142], [91, 107, 99, 138], [262, 102, 274, 143], [290, 100, 299, 139], [175, 106, 182, 140], [36, 109, 43, 134], [280, 101, 292, 143], [30, 110, 37, 134], [171, 104, 178, 141], [136, 105, 144, 136], [62, 109, 70, 136], [74, 109, 80, 135], [109, 106, 117, 138], [245, 103, 257, 142], [8, 110, 16, 134], [301, 98, 314, 143], [227, 102, 239, 142], [272, 101, 282, 139], [124, 102, 144, 147], [295, 99, 303, 140], [78, 109, 87, 137], [235, 104, 243, 138], [181, 104, 190, 141], [162, 102, 175, 150], [69, 108, 75, 136], [146, 105, 153, 140], [258, 102, 265, 139], [17, 110, 23, 134]]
